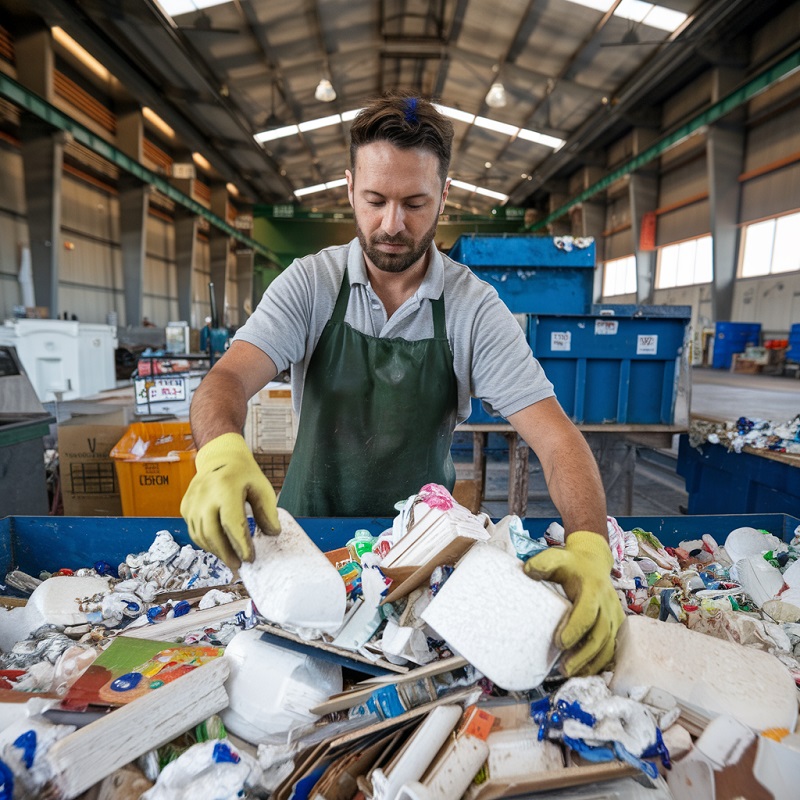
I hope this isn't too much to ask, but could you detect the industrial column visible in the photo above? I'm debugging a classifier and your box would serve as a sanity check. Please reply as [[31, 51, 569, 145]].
[[707, 67, 747, 324], [116, 108, 148, 328], [16, 27, 62, 318]]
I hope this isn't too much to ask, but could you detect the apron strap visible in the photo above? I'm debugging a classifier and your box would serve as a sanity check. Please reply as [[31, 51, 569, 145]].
[[431, 293, 446, 339], [331, 269, 352, 324]]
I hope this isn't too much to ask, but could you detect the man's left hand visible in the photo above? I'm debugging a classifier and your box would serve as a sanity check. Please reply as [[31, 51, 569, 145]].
[[524, 530, 624, 676]]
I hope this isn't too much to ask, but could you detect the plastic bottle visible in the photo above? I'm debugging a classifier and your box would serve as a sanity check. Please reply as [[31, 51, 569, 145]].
[[346, 530, 376, 564]]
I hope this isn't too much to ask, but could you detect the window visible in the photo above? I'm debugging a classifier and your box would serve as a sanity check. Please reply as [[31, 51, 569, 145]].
[[740, 212, 800, 277], [656, 235, 713, 289], [602, 255, 636, 296]]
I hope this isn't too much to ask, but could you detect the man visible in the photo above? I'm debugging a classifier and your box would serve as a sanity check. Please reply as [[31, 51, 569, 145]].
[[181, 92, 623, 676]]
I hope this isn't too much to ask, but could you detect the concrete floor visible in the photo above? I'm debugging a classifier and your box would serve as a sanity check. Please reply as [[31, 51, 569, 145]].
[[471, 366, 800, 520], [691, 366, 800, 421]]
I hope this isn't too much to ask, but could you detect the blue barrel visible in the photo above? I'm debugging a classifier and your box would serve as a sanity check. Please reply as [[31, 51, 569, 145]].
[[712, 322, 762, 369]]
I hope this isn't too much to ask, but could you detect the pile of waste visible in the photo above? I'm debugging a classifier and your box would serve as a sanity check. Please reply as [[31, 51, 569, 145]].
[[689, 414, 800, 454], [0, 484, 798, 799]]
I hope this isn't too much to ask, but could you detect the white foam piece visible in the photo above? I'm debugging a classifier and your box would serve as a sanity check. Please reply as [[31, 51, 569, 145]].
[[420, 543, 570, 690], [783, 557, 800, 589], [239, 508, 346, 635], [724, 527, 782, 564], [732, 555, 785, 608], [26, 575, 112, 627], [221, 628, 341, 743], [0, 606, 42, 653], [609, 616, 798, 732], [484, 726, 563, 780]]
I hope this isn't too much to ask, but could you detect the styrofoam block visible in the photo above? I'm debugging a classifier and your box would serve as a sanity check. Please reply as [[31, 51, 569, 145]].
[[26, 575, 112, 627], [239, 509, 346, 636], [420, 543, 570, 690], [609, 616, 798, 732]]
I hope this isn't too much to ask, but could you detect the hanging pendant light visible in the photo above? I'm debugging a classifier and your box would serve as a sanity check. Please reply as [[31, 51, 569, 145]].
[[315, 78, 336, 103], [485, 82, 507, 108]]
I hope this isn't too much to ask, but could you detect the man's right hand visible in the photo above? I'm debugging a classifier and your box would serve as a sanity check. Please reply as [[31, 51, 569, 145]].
[[180, 432, 281, 568]]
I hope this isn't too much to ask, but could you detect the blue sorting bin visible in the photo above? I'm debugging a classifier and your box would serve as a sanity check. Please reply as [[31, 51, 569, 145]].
[[1, 513, 799, 577], [786, 323, 800, 363], [677, 435, 800, 515], [448, 234, 595, 314], [712, 322, 762, 369], [529, 306, 690, 425]]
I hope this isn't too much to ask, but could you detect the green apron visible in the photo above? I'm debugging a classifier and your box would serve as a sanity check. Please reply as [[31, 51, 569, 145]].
[[278, 270, 458, 517]]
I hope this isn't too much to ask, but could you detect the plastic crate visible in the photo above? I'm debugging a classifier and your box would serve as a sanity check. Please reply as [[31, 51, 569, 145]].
[[677, 435, 800, 516], [712, 322, 762, 369], [2, 513, 798, 578], [448, 234, 595, 314], [110, 421, 196, 517]]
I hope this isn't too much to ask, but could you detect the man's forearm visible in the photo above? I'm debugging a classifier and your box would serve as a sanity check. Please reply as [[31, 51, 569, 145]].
[[189, 369, 250, 448], [508, 399, 608, 538], [541, 438, 608, 537]]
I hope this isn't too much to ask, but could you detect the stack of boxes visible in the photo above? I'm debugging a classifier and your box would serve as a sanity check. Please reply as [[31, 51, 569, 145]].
[[244, 381, 297, 490]]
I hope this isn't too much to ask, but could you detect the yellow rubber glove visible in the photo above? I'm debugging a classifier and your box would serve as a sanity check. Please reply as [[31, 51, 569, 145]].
[[180, 433, 281, 569], [523, 530, 624, 677]]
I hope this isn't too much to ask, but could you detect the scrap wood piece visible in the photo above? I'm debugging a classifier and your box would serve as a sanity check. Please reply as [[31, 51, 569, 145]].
[[256, 622, 409, 676], [465, 761, 639, 800], [120, 598, 249, 641], [43, 657, 229, 799]]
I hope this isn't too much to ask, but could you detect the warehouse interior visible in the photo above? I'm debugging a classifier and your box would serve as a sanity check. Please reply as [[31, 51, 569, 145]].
[[1, 1, 800, 797]]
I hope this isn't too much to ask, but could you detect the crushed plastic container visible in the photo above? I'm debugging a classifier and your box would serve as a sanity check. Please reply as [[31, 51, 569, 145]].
[[110, 421, 196, 516], [221, 628, 342, 743]]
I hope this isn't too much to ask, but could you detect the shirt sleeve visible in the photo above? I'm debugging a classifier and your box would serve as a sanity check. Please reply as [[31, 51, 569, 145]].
[[469, 293, 554, 419], [232, 260, 314, 373]]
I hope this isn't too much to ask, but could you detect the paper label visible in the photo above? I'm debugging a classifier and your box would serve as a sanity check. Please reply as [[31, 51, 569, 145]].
[[595, 320, 618, 335], [637, 334, 658, 355], [135, 377, 187, 405], [550, 331, 571, 351]]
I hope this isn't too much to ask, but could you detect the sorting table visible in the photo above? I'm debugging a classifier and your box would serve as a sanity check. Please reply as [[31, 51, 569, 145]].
[[458, 422, 686, 517]]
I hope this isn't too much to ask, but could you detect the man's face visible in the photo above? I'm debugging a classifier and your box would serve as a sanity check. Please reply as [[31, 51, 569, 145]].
[[346, 141, 449, 274]]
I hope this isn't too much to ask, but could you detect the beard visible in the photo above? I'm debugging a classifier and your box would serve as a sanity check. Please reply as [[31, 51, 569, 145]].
[[355, 216, 438, 274]]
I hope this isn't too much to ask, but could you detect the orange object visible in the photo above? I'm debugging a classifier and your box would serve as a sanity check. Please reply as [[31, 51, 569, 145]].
[[458, 705, 496, 741], [110, 421, 196, 516]]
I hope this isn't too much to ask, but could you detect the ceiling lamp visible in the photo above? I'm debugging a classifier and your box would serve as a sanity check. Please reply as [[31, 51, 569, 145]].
[[485, 82, 507, 109], [315, 78, 337, 103]]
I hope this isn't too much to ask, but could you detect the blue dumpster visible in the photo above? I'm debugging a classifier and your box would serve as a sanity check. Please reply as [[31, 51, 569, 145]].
[[448, 234, 595, 314], [677, 435, 800, 516], [1, 513, 798, 577]]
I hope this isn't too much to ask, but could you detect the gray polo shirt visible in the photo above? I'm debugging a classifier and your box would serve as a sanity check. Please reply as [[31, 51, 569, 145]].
[[234, 238, 554, 424]]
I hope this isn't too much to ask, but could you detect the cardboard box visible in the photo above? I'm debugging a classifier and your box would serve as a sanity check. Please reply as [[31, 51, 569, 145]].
[[731, 354, 762, 374], [58, 409, 130, 516]]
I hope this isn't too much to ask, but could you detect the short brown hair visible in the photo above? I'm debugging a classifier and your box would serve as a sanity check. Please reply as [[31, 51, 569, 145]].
[[349, 91, 454, 185]]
